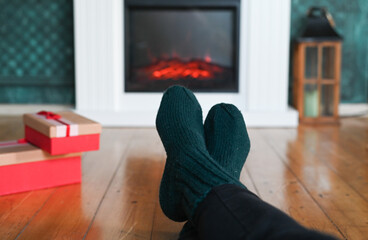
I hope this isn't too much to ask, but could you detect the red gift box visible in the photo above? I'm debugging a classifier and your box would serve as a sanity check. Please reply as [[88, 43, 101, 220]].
[[0, 140, 81, 196], [24, 111, 101, 155]]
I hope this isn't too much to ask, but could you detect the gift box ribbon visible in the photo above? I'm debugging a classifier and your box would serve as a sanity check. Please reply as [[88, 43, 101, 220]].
[[35, 111, 79, 138], [37, 111, 61, 120], [0, 139, 28, 149]]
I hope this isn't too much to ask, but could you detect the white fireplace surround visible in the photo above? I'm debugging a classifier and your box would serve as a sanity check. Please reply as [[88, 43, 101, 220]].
[[74, 0, 298, 127]]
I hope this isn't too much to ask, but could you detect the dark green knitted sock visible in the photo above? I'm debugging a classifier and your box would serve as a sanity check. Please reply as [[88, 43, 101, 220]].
[[156, 85, 243, 222], [179, 103, 251, 238], [204, 103, 250, 179]]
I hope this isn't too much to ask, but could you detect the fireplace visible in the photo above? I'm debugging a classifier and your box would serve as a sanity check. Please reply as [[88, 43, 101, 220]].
[[74, 0, 298, 127], [125, 1, 240, 92]]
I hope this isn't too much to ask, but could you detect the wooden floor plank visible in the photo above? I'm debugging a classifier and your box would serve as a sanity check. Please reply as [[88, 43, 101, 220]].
[[0, 115, 366, 239], [338, 121, 367, 162], [0, 116, 24, 141], [297, 124, 368, 202], [14, 129, 134, 240], [84, 129, 164, 240], [240, 166, 259, 195], [245, 129, 343, 238], [151, 204, 185, 240], [261, 127, 368, 240], [0, 189, 55, 239]]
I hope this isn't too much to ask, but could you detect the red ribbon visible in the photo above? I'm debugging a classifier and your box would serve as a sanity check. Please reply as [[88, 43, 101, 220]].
[[17, 138, 27, 143], [0, 138, 28, 147], [37, 111, 70, 137], [37, 111, 61, 120]]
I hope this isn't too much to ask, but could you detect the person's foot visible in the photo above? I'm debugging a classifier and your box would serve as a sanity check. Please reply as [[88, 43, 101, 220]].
[[179, 103, 251, 239], [204, 103, 250, 178], [156, 86, 242, 222]]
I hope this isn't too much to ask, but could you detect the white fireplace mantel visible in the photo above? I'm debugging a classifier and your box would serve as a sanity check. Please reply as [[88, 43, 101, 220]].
[[74, 0, 298, 127]]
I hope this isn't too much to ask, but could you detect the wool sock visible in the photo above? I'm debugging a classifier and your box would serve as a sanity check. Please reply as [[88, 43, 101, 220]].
[[156, 85, 243, 222], [204, 103, 251, 179], [179, 103, 251, 238]]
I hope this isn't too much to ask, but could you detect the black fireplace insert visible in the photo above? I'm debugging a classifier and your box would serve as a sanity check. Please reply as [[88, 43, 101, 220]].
[[125, 0, 240, 92]]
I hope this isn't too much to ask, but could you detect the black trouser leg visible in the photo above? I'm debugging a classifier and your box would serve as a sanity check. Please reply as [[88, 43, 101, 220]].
[[187, 184, 339, 240]]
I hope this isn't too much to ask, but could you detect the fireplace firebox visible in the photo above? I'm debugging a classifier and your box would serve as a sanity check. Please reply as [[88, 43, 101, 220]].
[[125, 0, 240, 92]]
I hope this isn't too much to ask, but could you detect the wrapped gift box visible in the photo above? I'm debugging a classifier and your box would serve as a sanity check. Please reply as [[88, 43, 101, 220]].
[[0, 140, 81, 196], [24, 111, 101, 155]]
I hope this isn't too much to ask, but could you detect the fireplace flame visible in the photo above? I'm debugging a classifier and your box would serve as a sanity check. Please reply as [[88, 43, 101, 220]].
[[145, 58, 224, 81]]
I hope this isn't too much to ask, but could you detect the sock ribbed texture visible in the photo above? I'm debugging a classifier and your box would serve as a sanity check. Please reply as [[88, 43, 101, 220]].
[[179, 103, 251, 238], [156, 85, 243, 222], [204, 103, 250, 179]]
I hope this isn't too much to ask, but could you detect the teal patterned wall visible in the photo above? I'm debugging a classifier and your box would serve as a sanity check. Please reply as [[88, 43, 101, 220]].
[[1, 1, 366, 104], [0, 0, 75, 104], [290, 0, 368, 103]]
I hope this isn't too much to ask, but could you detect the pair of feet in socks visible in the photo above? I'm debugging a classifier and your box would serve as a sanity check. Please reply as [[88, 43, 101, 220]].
[[156, 86, 251, 237]]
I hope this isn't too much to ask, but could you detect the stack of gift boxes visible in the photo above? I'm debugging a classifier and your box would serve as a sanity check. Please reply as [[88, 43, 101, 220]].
[[0, 111, 101, 196]]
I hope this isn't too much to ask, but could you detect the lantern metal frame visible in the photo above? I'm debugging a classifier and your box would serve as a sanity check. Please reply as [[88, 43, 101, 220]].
[[293, 40, 341, 124]]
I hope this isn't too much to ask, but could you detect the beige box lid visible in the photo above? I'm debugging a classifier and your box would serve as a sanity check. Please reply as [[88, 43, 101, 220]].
[[23, 111, 102, 138], [0, 142, 81, 167]]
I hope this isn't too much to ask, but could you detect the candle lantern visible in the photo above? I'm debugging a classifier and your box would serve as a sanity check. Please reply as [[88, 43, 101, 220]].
[[293, 7, 342, 123]]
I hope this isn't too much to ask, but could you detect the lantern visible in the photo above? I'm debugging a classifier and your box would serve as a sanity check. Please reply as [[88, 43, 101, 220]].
[[293, 7, 342, 124]]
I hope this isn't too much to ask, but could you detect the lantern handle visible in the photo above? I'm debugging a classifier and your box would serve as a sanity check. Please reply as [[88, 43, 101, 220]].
[[307, 7, 336, 27]]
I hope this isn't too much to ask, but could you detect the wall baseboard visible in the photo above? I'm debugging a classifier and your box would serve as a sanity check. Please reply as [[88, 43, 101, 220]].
[[1, 103, 366, 126], [74, 107, 299, 128], [0, 104, 298, 127], [339, 103, 368, 117], [0, 104, 73, 115]]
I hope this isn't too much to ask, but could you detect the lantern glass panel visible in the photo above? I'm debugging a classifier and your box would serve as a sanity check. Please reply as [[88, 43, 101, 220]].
[[321, 84, 335, 116], [322, 47, 336, 79], [303, 84, 318, 117], [305, 47, 318, 79]]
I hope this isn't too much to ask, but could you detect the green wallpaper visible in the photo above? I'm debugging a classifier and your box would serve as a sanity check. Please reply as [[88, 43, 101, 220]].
[[0, 0, 75, 104], [1, 1, 366, 104], [290, 0, 368, 103]]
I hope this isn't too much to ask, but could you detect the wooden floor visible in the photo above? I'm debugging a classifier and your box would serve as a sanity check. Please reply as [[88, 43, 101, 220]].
[[0, 116, 367, 240]]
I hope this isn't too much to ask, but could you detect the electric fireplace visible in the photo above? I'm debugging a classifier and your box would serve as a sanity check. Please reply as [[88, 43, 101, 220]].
[[75, 0, 298, 127], [125, 0, 240, 92]]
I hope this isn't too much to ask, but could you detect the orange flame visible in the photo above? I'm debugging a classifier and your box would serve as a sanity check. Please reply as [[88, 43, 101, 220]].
[[145, 58, 223, 81]]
